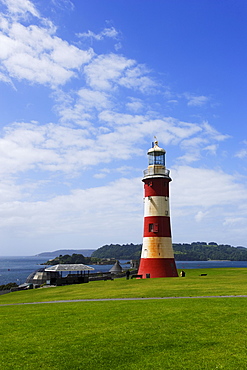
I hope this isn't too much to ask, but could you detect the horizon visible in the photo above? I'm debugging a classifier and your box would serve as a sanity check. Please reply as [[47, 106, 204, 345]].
[[1, 241, 247, 258], [0, 0, 247, 256]]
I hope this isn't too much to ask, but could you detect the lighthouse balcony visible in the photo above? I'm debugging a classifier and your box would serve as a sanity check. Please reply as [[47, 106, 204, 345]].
[[143, 166, 170, 178]]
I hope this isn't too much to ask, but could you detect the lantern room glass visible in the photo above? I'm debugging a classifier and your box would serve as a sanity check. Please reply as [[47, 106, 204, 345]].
[[148, 152, 165, 166]]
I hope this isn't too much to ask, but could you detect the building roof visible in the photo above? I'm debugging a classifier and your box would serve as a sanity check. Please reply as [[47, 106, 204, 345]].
[[44, 264, 95, 272], [109, 260, 123, 273]]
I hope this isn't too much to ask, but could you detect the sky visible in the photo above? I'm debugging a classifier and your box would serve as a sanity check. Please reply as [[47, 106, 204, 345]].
[[0, 0, 247, 256]]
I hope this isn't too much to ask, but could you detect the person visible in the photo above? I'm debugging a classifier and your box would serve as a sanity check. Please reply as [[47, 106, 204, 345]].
[[126, 270, 130, 280]]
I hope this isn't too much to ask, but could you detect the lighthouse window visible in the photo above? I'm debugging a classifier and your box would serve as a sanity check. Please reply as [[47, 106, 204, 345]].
[[148, 153, 165, 166], [149, 223, 159, 233]]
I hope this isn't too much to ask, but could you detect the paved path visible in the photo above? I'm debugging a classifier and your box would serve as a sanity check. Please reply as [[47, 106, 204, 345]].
[[1, 295, 247, 306]]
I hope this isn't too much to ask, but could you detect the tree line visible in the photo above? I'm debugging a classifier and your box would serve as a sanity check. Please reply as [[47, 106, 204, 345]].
[[42, 242, 247, 264], [91, 242, 247, 261], [91, 243, 142, 260]]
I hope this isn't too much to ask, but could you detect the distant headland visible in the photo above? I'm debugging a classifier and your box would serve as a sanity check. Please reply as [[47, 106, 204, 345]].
[[35, 249, 96, 258]]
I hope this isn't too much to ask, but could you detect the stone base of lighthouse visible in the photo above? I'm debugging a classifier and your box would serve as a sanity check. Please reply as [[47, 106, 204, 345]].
[[138, 257, 178, 278]]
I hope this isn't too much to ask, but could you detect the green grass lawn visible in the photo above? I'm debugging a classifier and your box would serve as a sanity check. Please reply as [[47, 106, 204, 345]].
[[1, 298, 247, 369], [1, 268, 247, 369], [0, 268, 247, 305]]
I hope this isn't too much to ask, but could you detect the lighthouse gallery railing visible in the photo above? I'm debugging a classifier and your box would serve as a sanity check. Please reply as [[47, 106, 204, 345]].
[[143, 167, 170, 177]]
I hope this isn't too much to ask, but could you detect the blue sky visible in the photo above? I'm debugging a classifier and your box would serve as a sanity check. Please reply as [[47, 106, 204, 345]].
[[0, 0, 247, 256]]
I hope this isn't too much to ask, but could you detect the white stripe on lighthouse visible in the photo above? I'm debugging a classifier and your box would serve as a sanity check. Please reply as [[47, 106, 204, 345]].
[[144, 196, 170, 217], [141, 237, 175, 259]]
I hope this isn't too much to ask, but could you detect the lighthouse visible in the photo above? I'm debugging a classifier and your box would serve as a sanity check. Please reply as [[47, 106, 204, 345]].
[[138, 140, 178, 278]]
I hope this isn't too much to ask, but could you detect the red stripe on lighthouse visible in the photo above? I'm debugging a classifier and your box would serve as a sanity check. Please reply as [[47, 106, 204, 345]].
[[143, 178, 170, 197], [143, 216, 171, 237], [138, 258, 178, 278]]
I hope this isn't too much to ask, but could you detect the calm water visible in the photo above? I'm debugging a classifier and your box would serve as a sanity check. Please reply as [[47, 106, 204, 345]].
[[0, 257, 247, 286]]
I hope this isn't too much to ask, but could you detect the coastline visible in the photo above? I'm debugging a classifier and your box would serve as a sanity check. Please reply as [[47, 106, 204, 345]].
[[1, 257, 247, 286]]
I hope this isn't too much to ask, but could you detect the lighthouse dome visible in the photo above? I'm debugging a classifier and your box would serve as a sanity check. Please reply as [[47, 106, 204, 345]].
[[147, 140, 166, 155]]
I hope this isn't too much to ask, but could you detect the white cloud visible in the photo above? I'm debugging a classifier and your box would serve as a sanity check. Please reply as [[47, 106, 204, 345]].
[[195, 210, 209, 222], [181, 137, 207, 148], [0, 104, 228, 179], [98, 113, 203, 146], [114, 42, 122, 51], [84, 53, 135, 90], [54, 88, 111, 127], [164, 120, 202, 142], [77, 89, 111, 110], [175, 122, 229, 163], [93, 166, 138, 179], [0, 112, 231, 190], [0, 177, 143, 255], [178, 137, 207, 163], [223, 217, 246, 226], [169, 165, 247, 245], [0, 179, 22, 202], [101, 27, 118, 39], [0, 122, 96, 175], [99, 110, 145, 126], [52, 86, 230, 164], [1, 0, 40, 18], [118, 64, 156, 93], [1, 160, 247, 254], [5, 52, 75, 86], [184, 93, 209, 106], [235, 149, 247, 159], [0, 7, 94, 87], [0, 119, 144, 176], [51, 0, 74, 11], [78, 27, 119, 41], [202, 121, 230, 141], [171, 166, 247, 209], [167, 99, 178, 104], [235, 141, 247, 159], [203, 144, 218, 155], [126, 98, 144, 112], [83, 54, 155, 93], [93, 173, 107, 179], [0, 70, 15, 86]]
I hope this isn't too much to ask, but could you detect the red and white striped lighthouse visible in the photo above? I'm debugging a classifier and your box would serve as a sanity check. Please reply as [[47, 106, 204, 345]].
[[138, 140, 178, 278]]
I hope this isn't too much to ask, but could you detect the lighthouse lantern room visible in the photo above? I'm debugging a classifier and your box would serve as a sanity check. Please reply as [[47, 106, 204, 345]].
[[138, 140, 178, 278]]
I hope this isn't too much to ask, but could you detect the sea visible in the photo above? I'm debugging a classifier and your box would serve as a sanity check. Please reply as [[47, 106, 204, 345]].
[[1, 257, 247, 286]]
